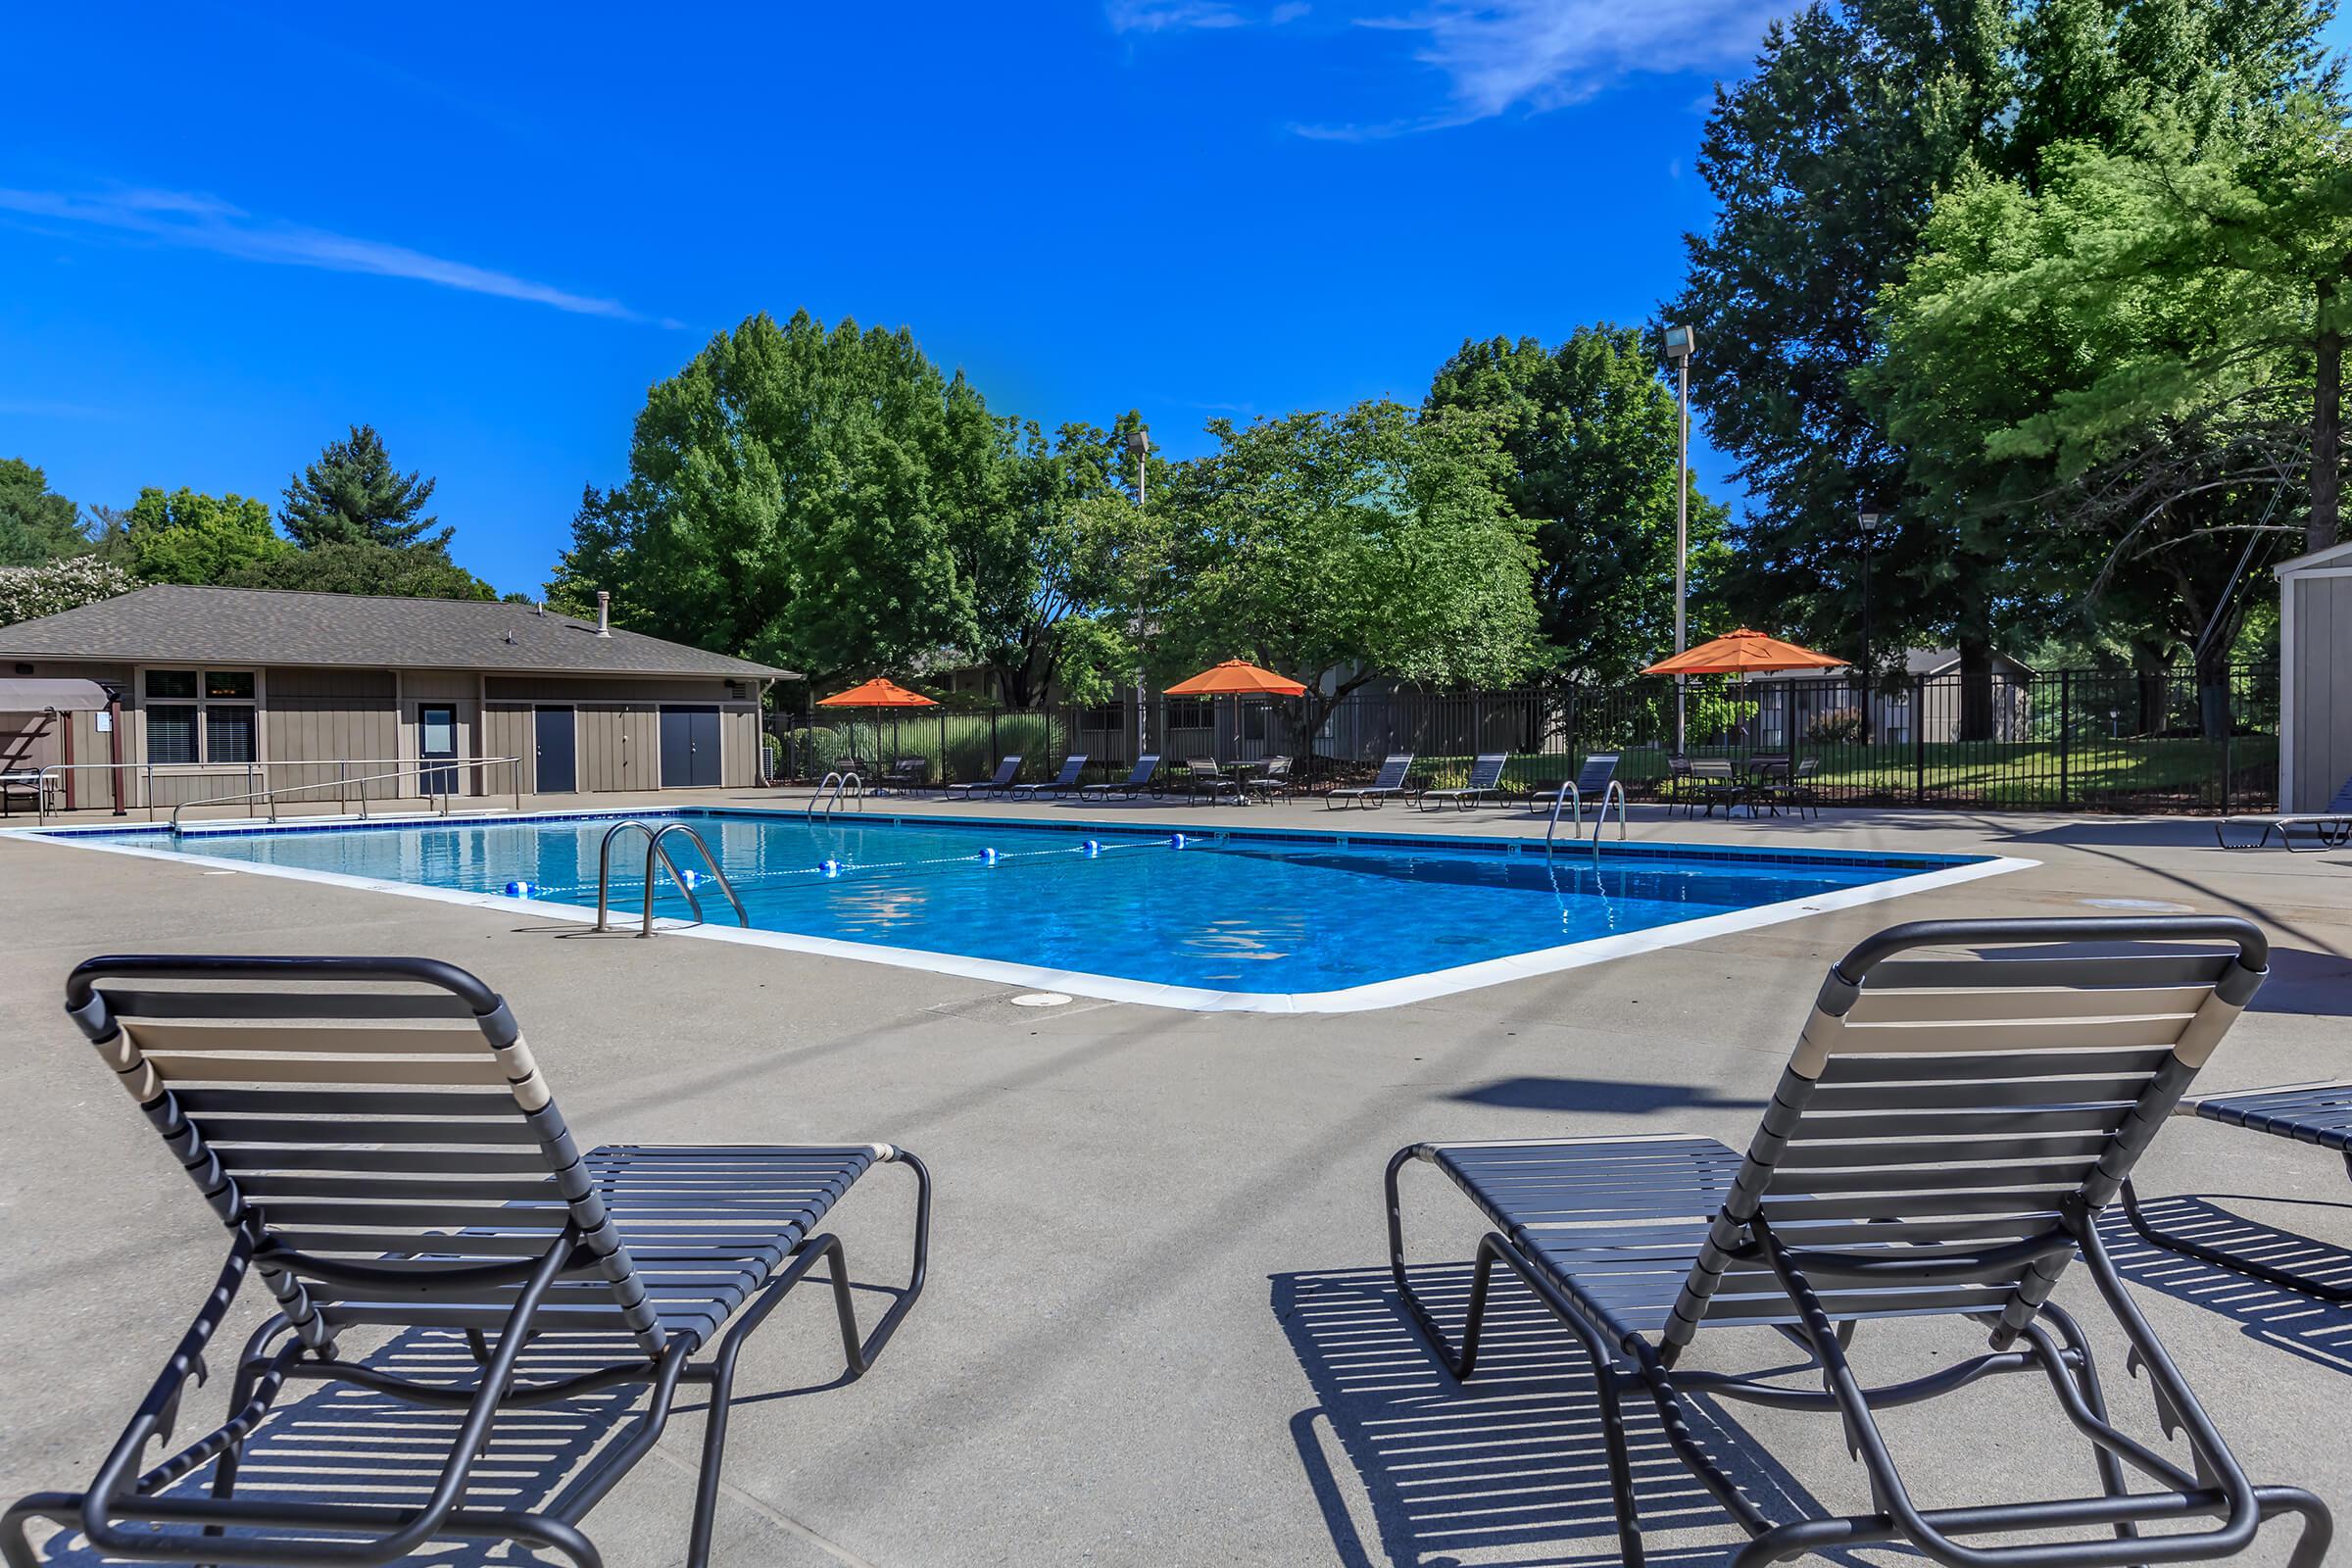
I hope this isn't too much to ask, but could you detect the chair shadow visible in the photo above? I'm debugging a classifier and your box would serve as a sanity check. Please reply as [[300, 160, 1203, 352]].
[[1447, 1078, 1768, 1116], [2099, 1198, 2352, 1375], [34, 1329, 658, 1567], [1271, 1264, 1826, 1568]]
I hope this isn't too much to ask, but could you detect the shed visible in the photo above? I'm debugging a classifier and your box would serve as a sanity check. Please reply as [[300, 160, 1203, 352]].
[[2278, 538, 2352, 812]]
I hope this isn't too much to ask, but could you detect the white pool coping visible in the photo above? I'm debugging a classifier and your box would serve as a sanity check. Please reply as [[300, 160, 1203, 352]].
[[7, 811, 2035, 1014]]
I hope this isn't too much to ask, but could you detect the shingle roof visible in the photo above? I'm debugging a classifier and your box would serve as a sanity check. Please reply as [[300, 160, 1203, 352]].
[[0, 585, 796, 680]]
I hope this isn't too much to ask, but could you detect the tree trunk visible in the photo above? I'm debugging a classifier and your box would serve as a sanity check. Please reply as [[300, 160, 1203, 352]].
[[1956, 633, 1995, 743], [2130, 641, 2171, 737], [2315, 265, 2346, 554], [2194, 638, 2233, 742]]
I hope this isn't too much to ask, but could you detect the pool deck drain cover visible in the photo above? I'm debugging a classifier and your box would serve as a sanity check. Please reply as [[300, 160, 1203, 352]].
[[1010, 993, 1074, 1007]]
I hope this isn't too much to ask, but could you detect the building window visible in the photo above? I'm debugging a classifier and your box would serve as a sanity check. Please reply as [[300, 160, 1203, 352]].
[[146, 669, 258, 765]]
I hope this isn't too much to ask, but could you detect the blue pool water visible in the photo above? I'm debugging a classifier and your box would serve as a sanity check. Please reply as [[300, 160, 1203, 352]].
[[72, 810, 1987, 1001]]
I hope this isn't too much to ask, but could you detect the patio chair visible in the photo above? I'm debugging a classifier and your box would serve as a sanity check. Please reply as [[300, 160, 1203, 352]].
[[1764, 755, 1823, 819], [876, 756, 931, 795], [1079, 754, 1161, 801], [1244, 755, 1295, 803], [1182, 757, 1242, 805], [1418, 753, 1510, 811], [1385, 916, 2331, 1568], [1528, 752, 1618, 820], [1688, 757, 1745, 817], [2121, 1080, 2352, 1302], [2215, 773, 2352, 851], [945, 754, 1022, 799], [3, 955, 931, 1568], [1324, 753, 1413, 809], [1009, 753, 1089, 800]]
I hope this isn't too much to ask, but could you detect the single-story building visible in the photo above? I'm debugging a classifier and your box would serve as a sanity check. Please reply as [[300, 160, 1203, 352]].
[[1742, 648, 2037, 748], [0, 584, 796, 814], [2277, 537, 2352, 812]]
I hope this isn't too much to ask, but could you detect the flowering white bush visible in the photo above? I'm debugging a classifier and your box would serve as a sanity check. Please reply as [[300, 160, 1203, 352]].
[[0, 556, 139, 627]]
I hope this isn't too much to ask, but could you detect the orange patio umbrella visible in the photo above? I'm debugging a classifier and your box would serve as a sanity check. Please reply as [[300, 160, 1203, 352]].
[[1163, 659, 1307, 697], [1642, 628, 1847, 676], [817, 677, 939, 709]]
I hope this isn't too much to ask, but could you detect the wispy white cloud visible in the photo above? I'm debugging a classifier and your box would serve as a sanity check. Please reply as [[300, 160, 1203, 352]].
[[1283, 0, 1782, 138], [1107, 0, 1250, 32], [1270, 2, 1312, 22], [0, 185, 671, 324]]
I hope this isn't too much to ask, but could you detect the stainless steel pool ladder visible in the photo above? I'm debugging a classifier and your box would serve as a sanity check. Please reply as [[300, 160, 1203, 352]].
[[593, 819, 749, 937], [1544, 779, 1628, 851], [807, 771, 864, 817]]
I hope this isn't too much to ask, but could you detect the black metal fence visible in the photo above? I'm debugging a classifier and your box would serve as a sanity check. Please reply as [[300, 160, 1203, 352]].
[[770, 663, 2278, 814]]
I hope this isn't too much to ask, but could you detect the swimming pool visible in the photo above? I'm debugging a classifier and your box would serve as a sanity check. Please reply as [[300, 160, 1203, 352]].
[[18, 808, 2032, 1020], [24, 809, 2025, 1011]]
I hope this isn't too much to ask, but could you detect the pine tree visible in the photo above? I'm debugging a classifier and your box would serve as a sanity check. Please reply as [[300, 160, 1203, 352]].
[[279, 424, 449, 551]]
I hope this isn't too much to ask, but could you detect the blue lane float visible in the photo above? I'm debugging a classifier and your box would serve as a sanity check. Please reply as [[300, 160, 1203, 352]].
[[978, 847, 1000, 864], [679, 867, 702, 889], [818, 858, 842, 877], [1080, 839, 1101, 857], [504, 881, 536, 899], [1169, 832, 1190, 849]]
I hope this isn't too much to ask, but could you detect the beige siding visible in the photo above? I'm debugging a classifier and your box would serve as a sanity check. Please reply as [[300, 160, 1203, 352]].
[[265, 668, 401, 802], [482, 704, 537, 794], [486, 675, 745, 703], [2291, 573, 2352, 811], [725, 705, 760, 785], [578, 704, 654, 791], [395, 670, 482, 797]]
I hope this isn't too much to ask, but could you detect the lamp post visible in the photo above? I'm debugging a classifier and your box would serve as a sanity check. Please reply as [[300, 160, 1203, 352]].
[[1127, 425, 1152, 755], [1856, 503, 1882, 743], [1663, 324, 1696, 755]]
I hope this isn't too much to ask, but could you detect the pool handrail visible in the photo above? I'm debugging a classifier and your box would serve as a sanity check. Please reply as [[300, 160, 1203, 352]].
[[593, 819, 749, 937], [807, 771, 865, 817]]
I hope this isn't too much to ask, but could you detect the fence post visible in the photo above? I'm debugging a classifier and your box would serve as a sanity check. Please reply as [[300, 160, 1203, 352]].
[[2057, 669, 2071, 808], [2220, 678, 2233, 812], [1913, 675, 1927, 805]]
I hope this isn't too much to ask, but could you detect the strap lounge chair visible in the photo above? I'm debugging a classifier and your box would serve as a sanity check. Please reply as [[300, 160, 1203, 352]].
[[4, 956, 931, 1568], [2121, 1079, 2352, 1301], [1325, 753, 1413, 809], [1385, 916, 2331, 1568], [1079, 754, 1160, 801], [1010, 753, 1088, 799], [945, 754, 1022, 799], [875, 757, 931, 796], [2215, 774, 2352, 851], [1529, 752, 1619, 819], [1419, 753, 1510, 811], [1183, 757, 1242, 805]]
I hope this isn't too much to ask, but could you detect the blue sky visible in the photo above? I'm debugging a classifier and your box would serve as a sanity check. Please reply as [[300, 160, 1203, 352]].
[[11, 4, 2343, 598]]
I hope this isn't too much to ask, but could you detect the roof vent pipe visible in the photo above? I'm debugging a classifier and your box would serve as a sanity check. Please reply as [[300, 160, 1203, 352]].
[[595, 591, 611, 637]]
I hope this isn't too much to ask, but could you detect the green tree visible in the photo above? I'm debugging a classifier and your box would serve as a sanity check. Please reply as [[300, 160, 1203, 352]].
[[1426, 327, 1733, 684], [227, 540, 497, 600], [280, 424, 449, 550], [0, 458, 90, 566], [548, 311, 988, 682], [125, 486, 286, 584], [1670, 0, 2337, 734], [1152, 401, 1540, 742]]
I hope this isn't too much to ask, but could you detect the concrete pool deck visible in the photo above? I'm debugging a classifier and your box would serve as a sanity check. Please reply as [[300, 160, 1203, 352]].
[[3, 791, 2348, 1565]]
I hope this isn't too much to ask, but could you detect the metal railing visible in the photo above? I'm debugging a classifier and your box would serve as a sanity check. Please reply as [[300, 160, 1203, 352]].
[[29, 755, 527, 826], [592, 820, 748, 937], [807, 770, 864, 817], [166, 758, 525, 835], [1544, 779, 1627, 849]]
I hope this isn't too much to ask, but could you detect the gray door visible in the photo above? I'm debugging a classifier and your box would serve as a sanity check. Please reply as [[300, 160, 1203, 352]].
[[660, 706, 722, 788], [418, 705, 459, 795], [534, 706, 576, 794]]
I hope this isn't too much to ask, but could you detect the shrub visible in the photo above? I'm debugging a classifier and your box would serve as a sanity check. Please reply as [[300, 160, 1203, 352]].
[[0, 556, 138, 627], [1804, 707, 1865, 744]]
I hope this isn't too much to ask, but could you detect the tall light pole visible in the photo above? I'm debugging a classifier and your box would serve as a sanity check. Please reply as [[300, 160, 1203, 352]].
[[1127, 425, 1152, 755], [1663, 324, 1696, 755], [1856, 502, 1882, 743]]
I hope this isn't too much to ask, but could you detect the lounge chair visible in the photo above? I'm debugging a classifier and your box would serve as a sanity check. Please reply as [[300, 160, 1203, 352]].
[[945, 754, 1022, 799], [1183, 757, 1242, 805], [1418, 753, 1509, 811], [1010, 753, 1088, 799], [2122, 1079, 2352, 1301], [1324, 753, 1413, 809], [3, 955, 930, 1568], [2216, 774, 2352, 851], [1079, 754, 1160, 801], [1386, 916, 2330, 1568], [1528, 752, 1618, 820]]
